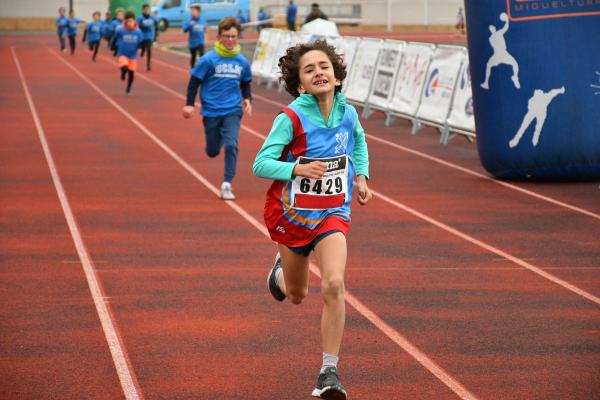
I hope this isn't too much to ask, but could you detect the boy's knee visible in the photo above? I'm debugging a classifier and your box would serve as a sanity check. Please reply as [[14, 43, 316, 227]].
[[205, 148, 220, 158], [321, 277, 344, 299], [288, 287, 308, 305]]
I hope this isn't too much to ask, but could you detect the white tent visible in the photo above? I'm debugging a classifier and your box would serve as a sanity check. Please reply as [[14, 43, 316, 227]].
[[300, 18, 340, 37]]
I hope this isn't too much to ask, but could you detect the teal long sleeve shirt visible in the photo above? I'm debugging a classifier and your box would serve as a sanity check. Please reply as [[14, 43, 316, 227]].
[[253, 93, 369, 181]]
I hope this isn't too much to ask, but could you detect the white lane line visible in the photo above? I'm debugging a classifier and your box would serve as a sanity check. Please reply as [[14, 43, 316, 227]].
[[107, 52, 600, 307], [152, 50, 600, 222], [370, 190, 600, 306], [58, 49, 480, 400], [13, 47, 143, 400]]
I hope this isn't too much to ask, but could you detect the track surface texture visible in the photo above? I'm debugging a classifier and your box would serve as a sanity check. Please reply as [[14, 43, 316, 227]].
[[1, 34, 599, 400]]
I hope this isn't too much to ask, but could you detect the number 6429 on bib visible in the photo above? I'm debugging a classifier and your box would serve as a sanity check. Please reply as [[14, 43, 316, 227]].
[[291, 155, 349, 210]]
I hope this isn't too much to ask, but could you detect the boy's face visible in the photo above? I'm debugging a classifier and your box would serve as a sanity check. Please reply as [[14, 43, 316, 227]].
[[191, 8, 200, 18], [59, 8, 65, 16], [298, 50, 340, 97], [218, 27, 238, 50], [94, 13, 100, 22], [117, 11, 124, 20], [125, 18, 135, 28], [69, 11, 75, 18], [143, 7, 150, 16], [106, 13, 111, 20]]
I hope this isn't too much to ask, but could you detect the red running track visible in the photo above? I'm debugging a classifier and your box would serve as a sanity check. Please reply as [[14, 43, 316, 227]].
[[1, 35, 599, 400]]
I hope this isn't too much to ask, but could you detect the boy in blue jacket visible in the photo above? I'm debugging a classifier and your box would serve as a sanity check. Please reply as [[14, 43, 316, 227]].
[[66, 9, 84, 55], [111, 11, 143, 95], [182, 17, 252, 200], [56, 7, 68, 52], [183, 4, 206, 68], [101, 11, 113, 48], [137, 4, 156, 71], [109, 8, 125, 56], [83, 11, 103, 61]]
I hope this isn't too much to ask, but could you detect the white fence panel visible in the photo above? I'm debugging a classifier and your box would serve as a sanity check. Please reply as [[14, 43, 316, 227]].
[[344, 38, 383, 105], [366, 39, 406, 113], [258, 29, 285, 80], [388, 42, 435, 118], [268, 31, 293, 83], [415, 45, 464, 128], [445, 51, 476, 140], [251, 28, 272, 76]]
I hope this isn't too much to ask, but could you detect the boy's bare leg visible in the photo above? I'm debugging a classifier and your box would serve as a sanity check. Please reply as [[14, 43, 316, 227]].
[[277, 244, 310, 304], [314, 232, 347, 356]]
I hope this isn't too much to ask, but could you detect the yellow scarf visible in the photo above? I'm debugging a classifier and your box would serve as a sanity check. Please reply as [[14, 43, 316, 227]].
[[214, 41, 241, 57]]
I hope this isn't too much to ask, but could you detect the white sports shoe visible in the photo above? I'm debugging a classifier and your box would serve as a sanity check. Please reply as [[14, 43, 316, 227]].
[[220, 182, 236, 200]]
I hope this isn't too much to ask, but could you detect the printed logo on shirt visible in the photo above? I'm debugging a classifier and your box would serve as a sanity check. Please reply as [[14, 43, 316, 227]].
[[123, 33, 139, 43], [214, 63, 243, 79], [335, 131, 349, 154]]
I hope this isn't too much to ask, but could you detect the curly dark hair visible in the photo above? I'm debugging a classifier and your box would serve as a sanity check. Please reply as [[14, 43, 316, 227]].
[[278, 40, 347, 98]]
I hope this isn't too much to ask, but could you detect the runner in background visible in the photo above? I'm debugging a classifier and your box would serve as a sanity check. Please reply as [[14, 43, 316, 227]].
[[138, 4, 156, 71], [56, 7, 69, 52], [182, 17, 252, 200], [101, 10, 113, 49], [183, 4, 207, 68], [66, 9, 84, 55], [82, 11, 103, 62], [111, 11, 143, 95], [456, 7, 466, 35], [109, 8, 125, 56]]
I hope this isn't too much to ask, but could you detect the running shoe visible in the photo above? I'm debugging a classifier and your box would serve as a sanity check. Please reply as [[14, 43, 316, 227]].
[[266, 253, 286, 302], [311, 367, 347, 400], [220, 182, 235, 200]]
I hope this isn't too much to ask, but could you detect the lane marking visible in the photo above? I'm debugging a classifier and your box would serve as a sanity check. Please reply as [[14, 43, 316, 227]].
[[12, 47, 143, 400], [106, 52, 600, 307], [152, 49, 600, 222], [59, 49, 480, 400]]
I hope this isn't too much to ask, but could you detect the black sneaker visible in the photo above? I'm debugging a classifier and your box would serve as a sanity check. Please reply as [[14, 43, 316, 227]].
[[266, 253, 286, 302], [311, 367, 347, 400]]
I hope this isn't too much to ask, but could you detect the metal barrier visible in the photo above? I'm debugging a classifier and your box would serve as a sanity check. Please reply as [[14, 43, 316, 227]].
[[250, 29, 477, 144]]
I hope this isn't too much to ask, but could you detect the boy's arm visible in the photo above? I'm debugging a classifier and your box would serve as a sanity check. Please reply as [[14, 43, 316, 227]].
[[110, 30, 119, 47], [186, 76, 202, 106], [350, 111, 370, 180], [183, 20, 191, 33], [253, 114, 296, 181], [82, 28, 87, 42]]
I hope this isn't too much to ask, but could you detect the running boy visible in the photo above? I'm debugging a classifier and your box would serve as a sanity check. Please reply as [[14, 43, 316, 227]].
[[66, 10, 84, 55], [137, 4, 155, 71], [109, 8, 125, 56], [101, 11, 113, 48], [83, 11, 103, 61], [111, 11, 143, 95], [56, 7, 69, 52], [252, 40, 372, 399], [183, 4, 206, 68], [182, 16, 252, 200]]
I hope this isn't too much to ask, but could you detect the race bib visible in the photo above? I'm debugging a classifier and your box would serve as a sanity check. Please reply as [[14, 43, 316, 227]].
[[291, 155, 349, 210]]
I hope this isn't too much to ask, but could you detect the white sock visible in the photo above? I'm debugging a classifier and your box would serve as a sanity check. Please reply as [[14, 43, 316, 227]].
[[320, 352, 339, 373]]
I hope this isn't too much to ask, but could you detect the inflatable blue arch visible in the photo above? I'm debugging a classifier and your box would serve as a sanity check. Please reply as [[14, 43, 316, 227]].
[[464, 0, 600, 180]]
